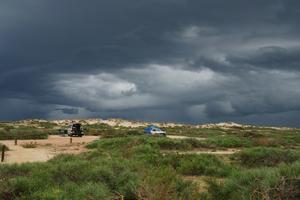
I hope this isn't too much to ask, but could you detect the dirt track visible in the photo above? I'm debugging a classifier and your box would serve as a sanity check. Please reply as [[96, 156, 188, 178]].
[[166, 135, 239, 155], [167, 135, 205, 140], [0, 135, 99, 164], [162, 148, 239, 155]]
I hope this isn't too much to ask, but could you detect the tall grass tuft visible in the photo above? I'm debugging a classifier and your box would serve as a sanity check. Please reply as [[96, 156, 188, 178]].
[[232, 147, 300, 167], [205, 162, 300, 200]]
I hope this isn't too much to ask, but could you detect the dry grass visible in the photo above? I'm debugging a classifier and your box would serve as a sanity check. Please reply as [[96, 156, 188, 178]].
[[21, 142, 37, 148]]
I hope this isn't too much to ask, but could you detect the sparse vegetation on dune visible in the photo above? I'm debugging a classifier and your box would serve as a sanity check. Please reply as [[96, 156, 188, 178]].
[[0, 120, 300, 199], [205, 162, 300, 200], [231, 147, 300, 167], [0, 137, 206, 199], [0, 124, 48, 140], [165, 154, 232, 177]]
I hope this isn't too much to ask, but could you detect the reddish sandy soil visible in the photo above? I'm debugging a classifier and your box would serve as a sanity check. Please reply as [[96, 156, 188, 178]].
[[166, 135, 239, 155], [161, 148, 239, 155], [0, 135, 99, 164], [167, 135, 205, 140]]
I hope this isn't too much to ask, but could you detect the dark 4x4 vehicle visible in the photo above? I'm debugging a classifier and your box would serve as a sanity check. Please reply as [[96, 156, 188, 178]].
[[68, 123, 84, 137]]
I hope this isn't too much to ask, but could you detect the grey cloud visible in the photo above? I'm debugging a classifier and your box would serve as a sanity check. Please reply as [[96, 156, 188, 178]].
[[56, 108, 79, 115], [1, 0, 300, 127], [227, 46, 300, 70]]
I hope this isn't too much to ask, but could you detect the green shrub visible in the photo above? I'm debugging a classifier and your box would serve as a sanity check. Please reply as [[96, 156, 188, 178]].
[[0, 154, 141, 199], [0, 163, 36, 181], [0, 137, 218, 199], [156, 138, 192, 150], [87, 136, 194, 152], [165, 126, 224, 137], [137, 167, 200, 200], [164, 154, 232, 177], [232, 147, 300, 167], [83, 123, 144, 137], [183, 138, 204, 148], [205, 136, 252, 148], [176, 136, 252, 149], [61, 182, 111, 200], [0, 128, 48, 140], [86, 137, 135, 151], [0, 129, 13, 140], [101, 129, 143, 138], [206, 162, 300, 200], [0, 143, 9, 151], [252, 137, 281, 147], [38, 122, 56, 129], [29, 183, 111, 200], [0, 177, 34, 199], [1, 127, 299, 200]]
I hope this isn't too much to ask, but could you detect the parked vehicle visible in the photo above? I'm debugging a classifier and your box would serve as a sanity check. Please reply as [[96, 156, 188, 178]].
[[67, 123, 84, 137], [144, 125, 166, 136]]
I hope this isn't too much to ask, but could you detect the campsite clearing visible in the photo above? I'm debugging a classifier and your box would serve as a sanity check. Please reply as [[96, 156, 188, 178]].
[[1, 120, 300, 199], [0, 135, 99, 164]]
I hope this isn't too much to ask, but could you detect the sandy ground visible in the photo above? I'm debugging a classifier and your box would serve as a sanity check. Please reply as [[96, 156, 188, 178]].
[[182, 175, 225, 193], [162, 148, 239, 155], [0, 135, 99, 164], [167, 135, 205, 140], [166, 135, 239, 154]]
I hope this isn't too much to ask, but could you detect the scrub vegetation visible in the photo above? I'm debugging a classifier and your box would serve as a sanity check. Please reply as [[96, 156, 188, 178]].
[[21, 142, 38, 149], [0, 123, 49, 140], [0, 120, 300, 199], [0, 143, 8, 151]]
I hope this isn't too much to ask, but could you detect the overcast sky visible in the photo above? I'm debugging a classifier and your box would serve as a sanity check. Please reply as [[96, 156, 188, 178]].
[[1, 0, 300, 127]]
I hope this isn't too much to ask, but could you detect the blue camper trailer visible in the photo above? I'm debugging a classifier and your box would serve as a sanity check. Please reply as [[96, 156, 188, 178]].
[[144, 125, 166, 136]]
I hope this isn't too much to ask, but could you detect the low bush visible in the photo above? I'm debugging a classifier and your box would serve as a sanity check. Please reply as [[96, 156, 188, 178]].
[[38, 122, 57, 129], [0, 152, 201, 199], [252, 137, 281, 147], [0, 130, 14, 140], [0, 128, 48, 140], [183, 138, 204, 148], [165, 126, 224, 137], [180, 136, 252, 149], [21, 142, 38, 148], [87, 136, 195, 152], [156, 138, 192, 150], [232, 147, 300, 167], [164, 154, 232, 177], [1, 125, 299, 199], [101, 129, 143, 138], [205, 136, 252, 148], [205, 162, 300, 200], [30, 182, 111, 200], [0, 143, 8, 151], [0, 163, 40, 181], [0, 154, 140, 199], [137, 167, 200, 200], [83, 123, 144, 137], [0, 136, 229, 199]]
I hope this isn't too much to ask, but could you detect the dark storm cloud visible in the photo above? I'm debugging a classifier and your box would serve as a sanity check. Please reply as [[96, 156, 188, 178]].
[[56, 108, 79, 115], [1, 0, 300, 127], [227, 46, 300, 70], [0, 0, 185, 72]]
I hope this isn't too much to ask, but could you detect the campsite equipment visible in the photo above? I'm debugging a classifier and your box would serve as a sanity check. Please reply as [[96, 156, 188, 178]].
[[144, 125, 166, 136]]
